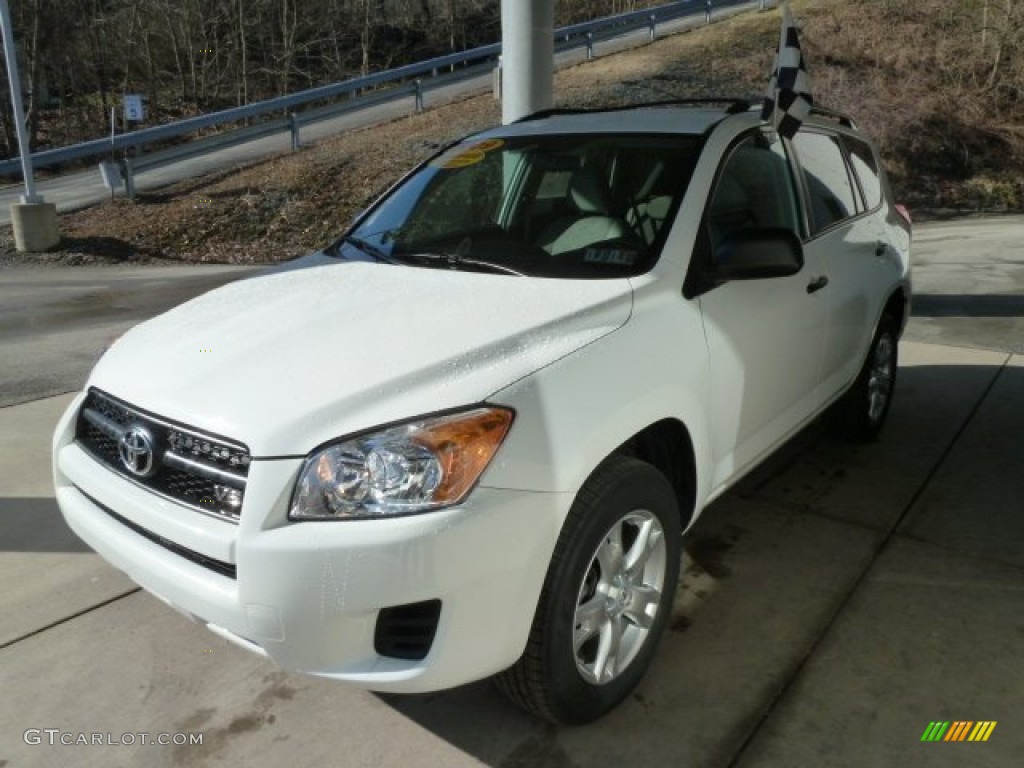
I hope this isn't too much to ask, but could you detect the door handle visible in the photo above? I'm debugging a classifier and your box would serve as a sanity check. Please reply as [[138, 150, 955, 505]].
[[806, 275, 829, 294]]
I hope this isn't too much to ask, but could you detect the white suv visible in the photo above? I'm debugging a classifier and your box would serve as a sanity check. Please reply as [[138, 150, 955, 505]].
[[53, 100, 911, 724]]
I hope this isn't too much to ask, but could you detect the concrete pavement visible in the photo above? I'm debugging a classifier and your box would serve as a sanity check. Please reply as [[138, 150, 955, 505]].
[[906, 215, 1024, 355], [2, 206, 1022, 765], [1, 339, 1021, 767]]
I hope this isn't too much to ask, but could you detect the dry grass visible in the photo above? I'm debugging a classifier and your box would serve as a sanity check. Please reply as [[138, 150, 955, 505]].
[[9, 0, 1022, 265]]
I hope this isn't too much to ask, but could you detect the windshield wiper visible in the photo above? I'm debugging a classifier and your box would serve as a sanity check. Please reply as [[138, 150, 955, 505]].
[[391, 251, 524, 276], [336, 234, 400, 264]]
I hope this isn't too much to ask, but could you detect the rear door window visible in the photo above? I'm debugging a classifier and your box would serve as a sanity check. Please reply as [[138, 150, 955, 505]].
[[792, 131, 859, 235]]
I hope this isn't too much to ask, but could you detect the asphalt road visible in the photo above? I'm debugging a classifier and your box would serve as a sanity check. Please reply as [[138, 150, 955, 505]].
[[0, 265, 259, 407]]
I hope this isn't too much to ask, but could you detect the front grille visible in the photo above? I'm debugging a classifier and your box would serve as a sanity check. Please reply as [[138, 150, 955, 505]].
[[76, 388, 251, 522]]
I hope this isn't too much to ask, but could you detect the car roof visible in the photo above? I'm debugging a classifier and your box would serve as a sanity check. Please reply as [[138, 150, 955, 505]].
[[479, 106, 731, 138], [471, 101, 860, 141]]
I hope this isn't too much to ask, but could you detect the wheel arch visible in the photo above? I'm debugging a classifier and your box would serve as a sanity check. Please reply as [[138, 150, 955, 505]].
[[883, 284, 910, 336], [612, 418, 698, 533]]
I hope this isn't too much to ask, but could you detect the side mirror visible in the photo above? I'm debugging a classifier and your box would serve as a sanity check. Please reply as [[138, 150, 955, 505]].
[[713, 228, 804, 281]]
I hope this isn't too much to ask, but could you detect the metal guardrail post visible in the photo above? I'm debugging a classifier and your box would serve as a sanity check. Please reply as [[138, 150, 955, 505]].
[[586, 31, 594, 60], [413, 79, 424, 113], [289, 112, 301, 150], [121, 158, 136, 201], [649, 14, 657, 41], [706, 1, 713, 24]]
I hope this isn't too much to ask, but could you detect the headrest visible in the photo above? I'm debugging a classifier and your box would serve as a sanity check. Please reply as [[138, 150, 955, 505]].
[[570, 166, 613, 215]]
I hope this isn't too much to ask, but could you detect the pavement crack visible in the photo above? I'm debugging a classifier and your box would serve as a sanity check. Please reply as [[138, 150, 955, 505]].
[[0, 587, 140, 650]]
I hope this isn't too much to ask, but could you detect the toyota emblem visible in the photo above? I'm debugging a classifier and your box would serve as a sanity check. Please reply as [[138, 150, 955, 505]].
[[118, 426, 156, 477]]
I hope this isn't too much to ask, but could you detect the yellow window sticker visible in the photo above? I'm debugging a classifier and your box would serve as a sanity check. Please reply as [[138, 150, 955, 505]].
[[432, 147, 486, 169], [472, 138, 505, 153]]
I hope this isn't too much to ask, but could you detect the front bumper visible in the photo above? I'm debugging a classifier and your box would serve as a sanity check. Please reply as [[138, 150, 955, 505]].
[[53, 394, 569, 692]]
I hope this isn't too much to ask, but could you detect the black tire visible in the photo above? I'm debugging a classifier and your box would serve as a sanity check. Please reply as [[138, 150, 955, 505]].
[[493, 455, 682, 724], [830, 313, 899, 442]]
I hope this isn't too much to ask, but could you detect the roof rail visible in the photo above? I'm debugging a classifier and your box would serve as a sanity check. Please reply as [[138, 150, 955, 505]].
[[808, 105, 857, 129], [515, 97, 756, 123]]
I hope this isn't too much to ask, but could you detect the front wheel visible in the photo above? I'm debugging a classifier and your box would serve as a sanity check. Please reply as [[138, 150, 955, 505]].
[[830, 313, 899, 442], [494, 455, 682, 724]]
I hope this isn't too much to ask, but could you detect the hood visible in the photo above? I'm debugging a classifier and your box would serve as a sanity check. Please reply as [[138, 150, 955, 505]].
[[88, 260, 633, 455]]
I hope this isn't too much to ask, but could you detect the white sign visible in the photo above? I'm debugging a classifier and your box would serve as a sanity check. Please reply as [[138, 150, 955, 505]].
[[123, 94, 145, 122]]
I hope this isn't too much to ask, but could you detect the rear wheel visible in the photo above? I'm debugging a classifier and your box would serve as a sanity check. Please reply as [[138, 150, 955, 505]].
[[494, 455, 682, 724], [830, 313, 899, 442]]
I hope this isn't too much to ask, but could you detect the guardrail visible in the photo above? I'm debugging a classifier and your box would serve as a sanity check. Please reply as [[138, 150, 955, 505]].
[[0, 0, 763, 191]]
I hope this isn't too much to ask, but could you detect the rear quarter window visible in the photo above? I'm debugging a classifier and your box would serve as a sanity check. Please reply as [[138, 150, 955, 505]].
[[843, 136, 883, 211]]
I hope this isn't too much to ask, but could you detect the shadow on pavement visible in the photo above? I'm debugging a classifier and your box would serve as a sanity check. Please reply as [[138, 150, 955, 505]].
[[0, 497, 91, 553], [373, 360, 1022, 768], [913, 293, 1024, 318]]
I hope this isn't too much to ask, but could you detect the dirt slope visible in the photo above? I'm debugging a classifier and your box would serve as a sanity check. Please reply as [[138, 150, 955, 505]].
[[5, 0, 1021, 265]]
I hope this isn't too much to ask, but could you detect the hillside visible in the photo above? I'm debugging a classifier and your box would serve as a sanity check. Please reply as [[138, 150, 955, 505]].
[[5, 0, 1023, 265]]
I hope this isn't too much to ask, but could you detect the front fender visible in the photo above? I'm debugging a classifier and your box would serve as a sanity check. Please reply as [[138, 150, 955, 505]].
[[481, 281, 713, 527]]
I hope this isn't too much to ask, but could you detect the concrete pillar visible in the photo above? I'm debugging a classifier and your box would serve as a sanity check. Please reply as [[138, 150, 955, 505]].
[[500, 0, 554, 124], [10, 202, 60, 252]]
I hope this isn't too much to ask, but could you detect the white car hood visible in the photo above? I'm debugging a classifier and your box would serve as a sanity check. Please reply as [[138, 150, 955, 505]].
[[88, 260, 632, 455]]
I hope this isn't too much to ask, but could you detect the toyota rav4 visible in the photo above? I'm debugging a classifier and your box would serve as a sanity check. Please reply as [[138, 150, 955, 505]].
[[53, 99, 912, 724]]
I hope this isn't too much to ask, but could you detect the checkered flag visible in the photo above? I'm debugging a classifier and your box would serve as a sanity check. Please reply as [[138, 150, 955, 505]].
[[761, 2, 813, 139]]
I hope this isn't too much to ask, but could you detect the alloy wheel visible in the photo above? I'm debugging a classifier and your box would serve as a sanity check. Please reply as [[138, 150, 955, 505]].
[[867, 333, 895, 424], [572, 510, 667, 685]]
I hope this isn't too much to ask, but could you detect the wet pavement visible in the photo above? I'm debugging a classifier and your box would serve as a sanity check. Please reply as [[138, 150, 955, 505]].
[[0, 265, 258, 407]]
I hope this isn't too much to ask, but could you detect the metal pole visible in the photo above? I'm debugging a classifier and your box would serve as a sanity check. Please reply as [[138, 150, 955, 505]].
[[289, 112, 300, 150], [0, 0, 41, 202], [123, 157, 136, 201], [413, 79, 424, 113], [500, 0, 553, 124]]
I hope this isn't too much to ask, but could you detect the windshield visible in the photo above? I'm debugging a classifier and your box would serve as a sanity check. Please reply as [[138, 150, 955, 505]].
[[339, 133, 701, 278]]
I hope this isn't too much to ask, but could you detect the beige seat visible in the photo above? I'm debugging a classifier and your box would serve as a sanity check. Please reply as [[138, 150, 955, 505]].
[[536, 166, 630, 255]]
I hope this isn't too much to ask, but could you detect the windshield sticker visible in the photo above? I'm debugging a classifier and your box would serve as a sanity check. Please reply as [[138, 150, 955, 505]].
[[472, 138, 505, 153], [583, 247, 638, 266], [432, 147, 486, 169]]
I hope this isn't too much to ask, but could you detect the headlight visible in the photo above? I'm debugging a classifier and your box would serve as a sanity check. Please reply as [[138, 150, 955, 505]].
[[289, 407, 514, 520]]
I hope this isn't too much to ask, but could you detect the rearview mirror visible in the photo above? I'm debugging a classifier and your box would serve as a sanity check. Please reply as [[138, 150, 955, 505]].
[[713, 228, 803, 281]]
